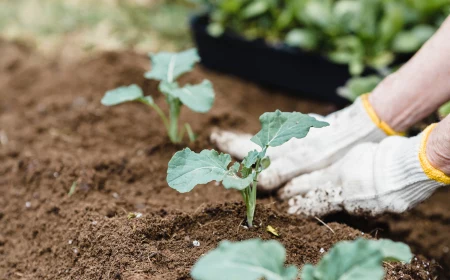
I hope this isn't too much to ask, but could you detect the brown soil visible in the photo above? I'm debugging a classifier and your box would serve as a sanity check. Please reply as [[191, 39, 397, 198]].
[[0, 39, 444, 279]]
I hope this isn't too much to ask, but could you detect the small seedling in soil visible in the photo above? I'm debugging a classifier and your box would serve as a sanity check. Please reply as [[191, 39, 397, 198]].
[[101, 48, 215, 143], [167, 110, 328, 227], [190, 238, 413, 280]]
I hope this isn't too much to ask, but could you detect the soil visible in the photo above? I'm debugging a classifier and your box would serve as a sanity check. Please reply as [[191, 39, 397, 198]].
[[0, 39, 446, 279]]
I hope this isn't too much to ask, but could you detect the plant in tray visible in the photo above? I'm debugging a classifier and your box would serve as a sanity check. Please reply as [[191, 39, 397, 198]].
[[101, 48, 215, 143], [167, 110, 328, 227], [191, 238, 413, 280]]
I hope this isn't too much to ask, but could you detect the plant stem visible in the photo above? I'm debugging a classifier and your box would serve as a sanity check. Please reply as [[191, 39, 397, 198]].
[[168, 97, 181, 143], [151, 104, 170, 131], [244, 155, 264, 228], [241, 147, 268, 228]]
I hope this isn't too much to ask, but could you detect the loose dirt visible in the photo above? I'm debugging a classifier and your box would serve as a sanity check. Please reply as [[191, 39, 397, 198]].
[[0, 40, 445, 279]]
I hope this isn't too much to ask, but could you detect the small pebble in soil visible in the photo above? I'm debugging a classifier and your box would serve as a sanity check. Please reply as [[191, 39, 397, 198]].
[[91, 221, 98, 225], [73, 248, 79, 255], [112, 192, 119, 199], [319, 248, 325, 254], [0, 130, 8, 145], [193, 240, 200, 247], [25, 202, 31, 208], [443, 246, 449, 253], [68, 240, 73, 245], [53, 172, 59, 178]]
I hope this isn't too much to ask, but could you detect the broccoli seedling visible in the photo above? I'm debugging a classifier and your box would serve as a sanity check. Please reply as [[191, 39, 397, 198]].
[[190, 238, 413, 280], [101, 49, 215, 144], [167, 110, 328, 227]]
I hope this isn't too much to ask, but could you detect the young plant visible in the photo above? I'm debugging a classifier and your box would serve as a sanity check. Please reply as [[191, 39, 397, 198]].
[[190, 238, 413, 280], [167, 110, 328, 227], [101, 48, 215, 143]]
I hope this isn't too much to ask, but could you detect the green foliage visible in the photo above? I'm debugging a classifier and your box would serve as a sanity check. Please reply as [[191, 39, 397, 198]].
[[102, 48, 215, 144], [167, 148, 253, 193], [337, 75, 383, 102], [191, 238, 412, 280], [167, 110, 328, 226], [439, 101, 450, 119], [191, 239, 298, 280], [301, 238, 413, 280], [251, 111, 329, 148], [203, 0, 449, 76], [145, 49, 200, 82]]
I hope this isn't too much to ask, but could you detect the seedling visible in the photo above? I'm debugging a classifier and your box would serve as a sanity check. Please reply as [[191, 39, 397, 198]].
[[191, 238, 413, 280], [167, 110, 328, 227], [101, 49, 215, 143]]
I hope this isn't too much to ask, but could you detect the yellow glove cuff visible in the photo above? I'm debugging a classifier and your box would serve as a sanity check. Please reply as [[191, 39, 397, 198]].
[[361, 94, 405, 136], [419, 124, 450, 185]]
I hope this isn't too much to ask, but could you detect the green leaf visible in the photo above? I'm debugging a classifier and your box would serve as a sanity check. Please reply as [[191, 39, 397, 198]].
[[261, 157, 271, 170], [191, 239, 298, 280], [139, 96, 155, 106], [207, 23, 225, 37], [285, 29, 318, 50], [167, 148, 252, 193], [242, 150, 259, 168], [301, 238, 412, 280], [392, 25, 435, 53], [337, 75, 382, 102], [101, 84, 143, 106], [144, 48, 200, 83], [439, 101, 450, 118], [242, 1, 269, 19], [161, 80, 215, 113], [251, 110, 329, 148]]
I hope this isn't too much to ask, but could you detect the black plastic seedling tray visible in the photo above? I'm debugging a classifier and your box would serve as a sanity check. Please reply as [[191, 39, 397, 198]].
[[190, 14, 351, 105]]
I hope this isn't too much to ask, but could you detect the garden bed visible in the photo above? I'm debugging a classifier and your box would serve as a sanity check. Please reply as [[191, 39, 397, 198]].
[[0, 40, 447, 279]]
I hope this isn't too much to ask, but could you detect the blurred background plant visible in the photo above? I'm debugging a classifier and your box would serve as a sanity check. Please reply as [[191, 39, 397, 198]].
[[199, 0, 450, 107], [0, 0, 197, 61], [1, 0, 449, 116]]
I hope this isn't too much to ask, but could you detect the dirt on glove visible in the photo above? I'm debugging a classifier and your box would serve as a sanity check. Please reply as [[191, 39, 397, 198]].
[[0, 39, 445, 279]]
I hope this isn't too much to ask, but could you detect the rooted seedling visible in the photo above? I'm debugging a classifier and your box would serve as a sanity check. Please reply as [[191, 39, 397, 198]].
[[101, 49, 215, 143], [167, 110, 328, 227]]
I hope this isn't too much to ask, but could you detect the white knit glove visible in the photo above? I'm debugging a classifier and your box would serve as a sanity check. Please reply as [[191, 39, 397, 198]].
[[211, 95, 396, 191], [279, 124, 450, 216]]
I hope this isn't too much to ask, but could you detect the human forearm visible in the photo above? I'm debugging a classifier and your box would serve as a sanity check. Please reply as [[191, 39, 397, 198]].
[[370, 16, 450, 132]]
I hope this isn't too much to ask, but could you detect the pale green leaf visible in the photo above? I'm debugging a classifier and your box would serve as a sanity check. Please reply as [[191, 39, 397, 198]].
[[242, 1, 269, 19], [191, 239, 298, 280], [337, 75, 382, 102], [251, 110, 329, 148], [144, 48, 200, 83], [392, 25, 435, 53], [242, 150, 259, 168], [301, 238, 412, 280], [167, 148, 252, 193], [285, 29, 318, 50], [438, 101, 450, 118], [261, 157, 271, 170], [162, 80, 215, 113], [207, 23, 225, 37], [139, 96, 155, 106], [101, 84, 143, 106]]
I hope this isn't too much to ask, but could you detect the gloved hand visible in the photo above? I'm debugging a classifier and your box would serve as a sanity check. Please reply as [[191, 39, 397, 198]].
[[278, 124, 450, 216], [211, 94, 401, 191]]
